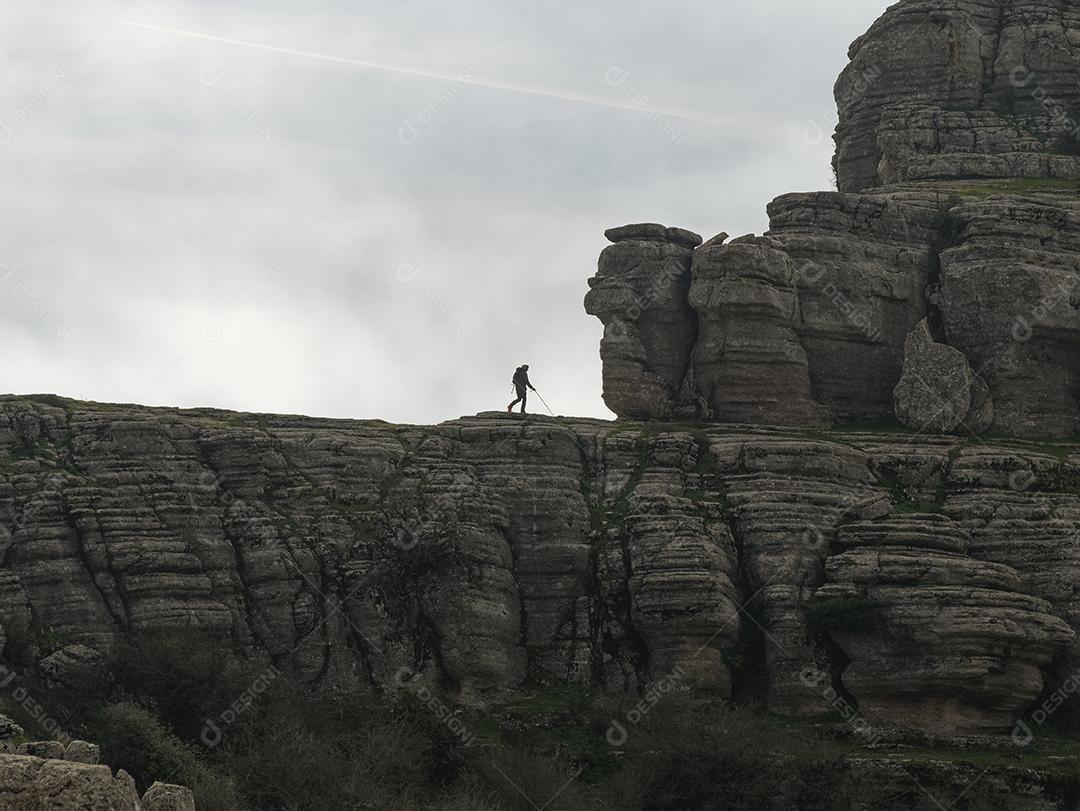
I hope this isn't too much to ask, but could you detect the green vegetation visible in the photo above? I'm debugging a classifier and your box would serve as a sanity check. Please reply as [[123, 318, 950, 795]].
[[948, 178, 1080, 199], [4, 631, 1080, 808], [0, 633, 869, 810], [829, 416, 911, 435]]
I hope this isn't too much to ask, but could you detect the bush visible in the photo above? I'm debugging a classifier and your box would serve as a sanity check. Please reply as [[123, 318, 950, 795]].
[[108, 632, 251, 740], [605, 702, 835, 811], [473, 749, 601, 811], [218, 686, 468, 810], [86, 701, 245, 811]]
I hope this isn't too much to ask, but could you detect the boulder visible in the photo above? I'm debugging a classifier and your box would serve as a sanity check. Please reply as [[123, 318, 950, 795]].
[[0, 754, 139, 810], [604, 223, 703, 249], [142, 781, 197, 811], [38, 644, 110, 694], [893, 319, 993, 433], [0, 714, 24, 740], [16, 741, 66, 760], [63, 740, 100, 764]]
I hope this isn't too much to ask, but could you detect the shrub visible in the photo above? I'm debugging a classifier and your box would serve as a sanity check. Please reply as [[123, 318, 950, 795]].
[[608, 702, 819, 811], [86, 701, 245, 811], [108, 632, 252, 741], [473, 749, 601, 811]]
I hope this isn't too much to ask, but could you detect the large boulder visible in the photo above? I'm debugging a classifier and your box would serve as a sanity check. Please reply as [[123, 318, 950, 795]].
[[142, 781, 197, 811], [63, 741, 101, 765], [38, 644, 111, 694], [893, 319, 993, 433], [0, 754, 139, 810]]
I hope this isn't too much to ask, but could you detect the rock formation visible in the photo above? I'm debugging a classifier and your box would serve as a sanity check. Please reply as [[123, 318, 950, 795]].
[[2, 396, 1079, 740], [815, 514, 1073, 735], [0, 713, 193, 810], [586, 0, 1080, 437], [833, 0, 1080, 194], [584, 225, 700, 420]]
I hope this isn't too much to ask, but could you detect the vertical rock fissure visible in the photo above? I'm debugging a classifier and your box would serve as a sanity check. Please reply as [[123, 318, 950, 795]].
[[64, 505, 129, 633]]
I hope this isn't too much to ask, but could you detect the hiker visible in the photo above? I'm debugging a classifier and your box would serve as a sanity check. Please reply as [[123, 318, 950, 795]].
[[507, 364, 536, 414]]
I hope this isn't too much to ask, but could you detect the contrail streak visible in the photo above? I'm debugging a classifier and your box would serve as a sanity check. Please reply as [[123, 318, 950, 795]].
[[111, 19, 751, 129]]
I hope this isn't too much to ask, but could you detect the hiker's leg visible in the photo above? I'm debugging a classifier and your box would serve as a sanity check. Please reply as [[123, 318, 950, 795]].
[[520, 390, 527, 413]]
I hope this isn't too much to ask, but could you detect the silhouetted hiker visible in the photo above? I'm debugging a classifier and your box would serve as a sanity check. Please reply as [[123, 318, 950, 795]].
[[508, 364, 536, 414]]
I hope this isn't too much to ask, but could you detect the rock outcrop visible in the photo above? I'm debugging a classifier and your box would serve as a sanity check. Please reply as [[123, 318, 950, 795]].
[[0, 715, 193, 810], [8, 6, 1080, 806], [586, 0, 1080, 437], [814, 514, 1074, 735], [584, 225, 700, 420], [2, 396, 1079, 741], [833, 0, 1080, 194], [0, 755, 140, 811]]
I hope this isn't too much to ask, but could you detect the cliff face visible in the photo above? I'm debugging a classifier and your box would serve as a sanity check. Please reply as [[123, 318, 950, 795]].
[[3, 395, 1079, 740], [834, 0, 1080, 193], [586, 0, 1080, 437]]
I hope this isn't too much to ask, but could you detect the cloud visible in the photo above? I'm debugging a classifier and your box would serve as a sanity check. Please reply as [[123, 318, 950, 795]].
[[0, 0, 891, 423]]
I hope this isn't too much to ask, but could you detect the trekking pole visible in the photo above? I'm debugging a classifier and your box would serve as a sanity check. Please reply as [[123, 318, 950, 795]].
[[535, 391, 556, 417]]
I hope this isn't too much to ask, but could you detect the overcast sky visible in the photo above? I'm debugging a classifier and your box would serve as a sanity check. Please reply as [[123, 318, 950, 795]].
[[0, 1, 890, 424]]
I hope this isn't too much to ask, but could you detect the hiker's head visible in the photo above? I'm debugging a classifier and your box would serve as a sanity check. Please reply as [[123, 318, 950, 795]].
[[522, 364, 529, 371]]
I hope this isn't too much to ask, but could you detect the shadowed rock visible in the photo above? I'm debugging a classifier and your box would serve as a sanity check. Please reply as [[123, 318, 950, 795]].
[[815, 515, 1074, 735]]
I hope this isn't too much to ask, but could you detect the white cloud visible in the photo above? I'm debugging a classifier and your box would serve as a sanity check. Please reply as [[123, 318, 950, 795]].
[[0, 0, 892, 423]]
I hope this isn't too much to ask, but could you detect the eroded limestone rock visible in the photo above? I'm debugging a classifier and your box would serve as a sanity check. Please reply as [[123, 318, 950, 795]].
[[585, 225, 699, 420], [0, 754, 139, 810], [834, 1, 1080, 194], [142, 781, 197, 811], [894, 319, 993, 433], [815, 515, 1074, 735], [2, 398, 1080, 740], [585, 1, 1080, 437]]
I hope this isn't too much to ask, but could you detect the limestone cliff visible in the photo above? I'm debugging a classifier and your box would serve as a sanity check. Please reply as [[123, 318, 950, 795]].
[[586, 0, 1080, 437], [2, 395, 1080, 743]]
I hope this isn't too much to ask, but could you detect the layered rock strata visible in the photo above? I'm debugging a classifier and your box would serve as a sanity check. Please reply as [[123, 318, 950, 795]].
[[815, 514, 1074, 735], [3, 397, 1080, 738], [834, 1, 1080, 194]]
